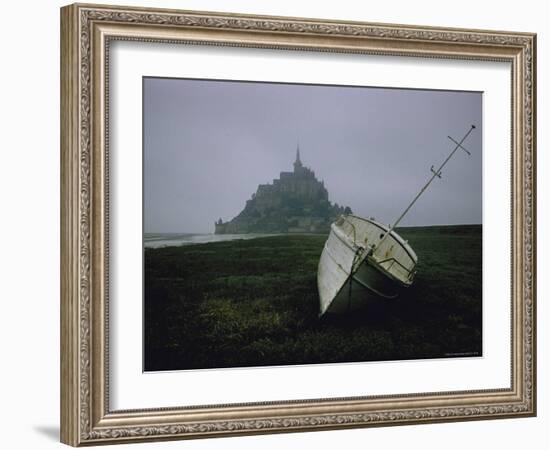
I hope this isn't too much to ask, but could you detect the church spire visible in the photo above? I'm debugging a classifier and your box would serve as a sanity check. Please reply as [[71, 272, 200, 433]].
[[294, 142, 303, 171]]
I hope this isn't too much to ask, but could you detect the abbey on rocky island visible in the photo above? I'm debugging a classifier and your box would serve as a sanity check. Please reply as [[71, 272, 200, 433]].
[[215, 146, 352, 234]]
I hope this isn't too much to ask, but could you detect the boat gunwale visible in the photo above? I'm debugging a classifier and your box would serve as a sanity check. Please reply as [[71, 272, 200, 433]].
[[365, 254, 414, 287], [341, 214, 418, 263], [331, 217, 417, 278], [330, 223, 414, 288]]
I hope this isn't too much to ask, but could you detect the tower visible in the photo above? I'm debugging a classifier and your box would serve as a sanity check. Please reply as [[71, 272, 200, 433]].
[[293, 143, 303, 172]]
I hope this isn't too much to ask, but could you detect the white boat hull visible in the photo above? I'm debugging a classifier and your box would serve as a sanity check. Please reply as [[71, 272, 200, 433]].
[[318, 215, 418, 315]]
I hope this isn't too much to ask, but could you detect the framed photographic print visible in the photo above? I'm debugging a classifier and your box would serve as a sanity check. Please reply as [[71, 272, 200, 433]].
[[60, 3, 536, 446]]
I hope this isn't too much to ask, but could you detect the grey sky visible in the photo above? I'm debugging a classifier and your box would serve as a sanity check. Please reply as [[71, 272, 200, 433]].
[[144, 77, 482, 233]]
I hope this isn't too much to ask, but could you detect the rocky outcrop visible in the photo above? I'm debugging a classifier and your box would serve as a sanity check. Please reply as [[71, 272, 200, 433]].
[[215, 147, 351, 234]]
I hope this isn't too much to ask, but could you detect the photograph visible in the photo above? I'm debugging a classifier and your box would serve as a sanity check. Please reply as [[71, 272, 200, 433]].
[[143, 77, 483, 372], [57, 2, 536, 445]]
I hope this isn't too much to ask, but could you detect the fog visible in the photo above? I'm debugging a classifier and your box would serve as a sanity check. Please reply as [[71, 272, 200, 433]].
[[144, 77, 482, 233]]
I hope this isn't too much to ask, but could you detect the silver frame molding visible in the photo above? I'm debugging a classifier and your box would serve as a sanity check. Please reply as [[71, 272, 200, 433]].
[[60, 3, 536, 446]]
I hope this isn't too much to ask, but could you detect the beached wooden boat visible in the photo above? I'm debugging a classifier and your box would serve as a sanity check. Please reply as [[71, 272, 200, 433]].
[[318, 215, 417, 315], [317, 125, 477, 315]]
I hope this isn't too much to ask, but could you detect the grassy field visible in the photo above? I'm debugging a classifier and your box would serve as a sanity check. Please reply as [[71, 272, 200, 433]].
[[144, 225, 482, 371]]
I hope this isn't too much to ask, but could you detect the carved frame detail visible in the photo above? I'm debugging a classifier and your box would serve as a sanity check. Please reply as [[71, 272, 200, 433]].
[[61, 3, 536, 446]]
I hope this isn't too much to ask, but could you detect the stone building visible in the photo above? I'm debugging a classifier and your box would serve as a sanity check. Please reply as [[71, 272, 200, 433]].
[[215, 147, 352, 234]]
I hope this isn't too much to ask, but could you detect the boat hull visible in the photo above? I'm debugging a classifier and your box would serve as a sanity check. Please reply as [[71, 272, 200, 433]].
[[318, 215, 417, 315]]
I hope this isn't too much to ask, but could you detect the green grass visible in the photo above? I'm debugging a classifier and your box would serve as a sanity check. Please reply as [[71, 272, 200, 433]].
[[144, 225, 482, 371]]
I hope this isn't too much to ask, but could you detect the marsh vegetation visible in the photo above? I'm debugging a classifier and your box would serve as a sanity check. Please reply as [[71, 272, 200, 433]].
[[144, 225, 482, 371]]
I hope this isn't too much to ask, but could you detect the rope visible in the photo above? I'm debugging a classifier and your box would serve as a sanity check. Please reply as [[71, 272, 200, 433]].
[[348, 247, 364, 313]]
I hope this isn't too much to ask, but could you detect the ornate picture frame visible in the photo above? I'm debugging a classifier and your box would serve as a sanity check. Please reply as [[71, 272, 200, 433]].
[[60, 3, 536, 446]]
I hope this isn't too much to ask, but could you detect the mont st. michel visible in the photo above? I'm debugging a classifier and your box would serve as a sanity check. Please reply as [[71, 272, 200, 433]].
[[215, 147, 352, 234]]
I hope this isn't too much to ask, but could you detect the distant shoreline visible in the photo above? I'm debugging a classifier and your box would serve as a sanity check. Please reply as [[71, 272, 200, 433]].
[[144, 232, 282, 249], [144, 224, 482, 249]]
